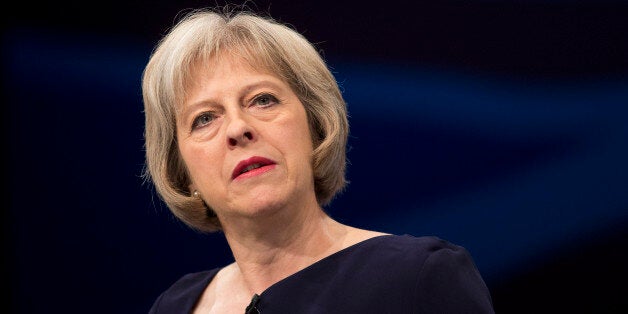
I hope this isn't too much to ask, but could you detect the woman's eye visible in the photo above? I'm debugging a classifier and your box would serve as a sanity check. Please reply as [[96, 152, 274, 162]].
[[253, 94, 279, 107], [191, 112, 215, 129]]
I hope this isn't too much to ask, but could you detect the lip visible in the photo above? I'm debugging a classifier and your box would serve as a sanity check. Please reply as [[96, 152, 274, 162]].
[[232, 156, 277, 180]]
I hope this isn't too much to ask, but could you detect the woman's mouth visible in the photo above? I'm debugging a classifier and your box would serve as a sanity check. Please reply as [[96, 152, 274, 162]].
[[232, 156, 277, 180]]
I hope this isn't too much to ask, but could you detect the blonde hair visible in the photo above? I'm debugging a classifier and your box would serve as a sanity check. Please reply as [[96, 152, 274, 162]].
[[141, 8, 349, 232]]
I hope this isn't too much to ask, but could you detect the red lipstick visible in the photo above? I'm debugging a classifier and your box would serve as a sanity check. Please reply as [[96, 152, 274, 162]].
[[232, 156, 277, 180]]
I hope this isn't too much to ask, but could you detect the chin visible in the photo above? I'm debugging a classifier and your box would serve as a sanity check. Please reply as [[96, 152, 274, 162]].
[[224, 184, 309, 218], [246, 197, 288, 216]]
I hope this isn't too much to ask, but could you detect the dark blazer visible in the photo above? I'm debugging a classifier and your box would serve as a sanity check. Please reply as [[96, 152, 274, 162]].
[[149, 234, 495, 313]]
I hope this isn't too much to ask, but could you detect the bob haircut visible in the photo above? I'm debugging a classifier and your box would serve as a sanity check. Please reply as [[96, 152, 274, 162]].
[[141, 8, 349, 232]]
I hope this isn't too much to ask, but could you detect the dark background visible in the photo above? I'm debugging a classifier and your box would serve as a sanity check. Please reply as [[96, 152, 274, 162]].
[[3, 0, 627, 313]]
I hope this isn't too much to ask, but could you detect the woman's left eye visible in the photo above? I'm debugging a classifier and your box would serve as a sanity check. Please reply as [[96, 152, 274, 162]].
[[252, 94, 279, 107]]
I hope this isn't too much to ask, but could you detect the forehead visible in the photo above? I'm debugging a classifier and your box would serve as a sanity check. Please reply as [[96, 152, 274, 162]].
[[186, 52, 280, 89], [180, 54, 294, 110]]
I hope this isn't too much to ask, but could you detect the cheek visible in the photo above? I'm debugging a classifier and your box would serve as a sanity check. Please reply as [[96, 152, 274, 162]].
[[298, 118, 315, 154], [275, 117, 315, 171], [179, 142, 222, 183], [286, 107, 314, 149], [274, 116, 313, 153]]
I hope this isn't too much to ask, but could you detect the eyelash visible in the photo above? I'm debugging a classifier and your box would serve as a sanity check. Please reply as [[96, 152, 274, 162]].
[[251, 93, 279, 108], [191, 112, 216, 130], [190, 93, 280, 131]]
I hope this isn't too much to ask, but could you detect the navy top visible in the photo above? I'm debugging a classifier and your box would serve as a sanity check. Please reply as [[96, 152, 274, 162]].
[[149, 234, 495, 313]]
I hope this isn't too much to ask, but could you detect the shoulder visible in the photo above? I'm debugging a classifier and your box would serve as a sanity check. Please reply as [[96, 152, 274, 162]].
[[263, 234, 493, 313], [360, 234, 495, 313], [325, 234, 471, 286], [377, 233, 454, 248], [148, 268, 221, 314], [388, 235, 496, 313], [355, 234, 465, 263]]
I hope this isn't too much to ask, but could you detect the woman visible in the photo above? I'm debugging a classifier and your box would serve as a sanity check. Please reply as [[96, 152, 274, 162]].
[[142, 7, 494, 314]]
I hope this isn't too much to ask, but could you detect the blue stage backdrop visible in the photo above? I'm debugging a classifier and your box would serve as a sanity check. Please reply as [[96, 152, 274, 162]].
[[4, 1, 627, 313]]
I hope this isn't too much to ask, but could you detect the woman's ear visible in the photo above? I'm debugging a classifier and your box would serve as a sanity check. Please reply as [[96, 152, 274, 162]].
[[188, 183, 197, 195]]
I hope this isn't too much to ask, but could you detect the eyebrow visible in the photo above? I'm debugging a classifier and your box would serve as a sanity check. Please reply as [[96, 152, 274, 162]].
[[241, 80, 284, 96]]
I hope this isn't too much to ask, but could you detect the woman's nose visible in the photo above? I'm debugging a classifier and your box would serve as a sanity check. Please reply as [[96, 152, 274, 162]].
[[226, 113, 256, 147]]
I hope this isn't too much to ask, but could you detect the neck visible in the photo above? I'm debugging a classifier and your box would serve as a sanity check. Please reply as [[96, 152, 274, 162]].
[[220, 198, 350, 295]]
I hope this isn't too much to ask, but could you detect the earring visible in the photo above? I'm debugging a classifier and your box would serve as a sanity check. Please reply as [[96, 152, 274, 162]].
[[193, 190, 217, 218], [192, 190, 216, 218]]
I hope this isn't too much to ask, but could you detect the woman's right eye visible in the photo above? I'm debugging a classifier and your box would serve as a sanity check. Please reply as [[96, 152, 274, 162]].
[[191, 112, 215, 129]]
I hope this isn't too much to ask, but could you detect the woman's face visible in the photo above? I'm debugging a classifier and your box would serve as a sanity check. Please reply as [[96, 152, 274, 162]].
[[176, 55, 316, 220]]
